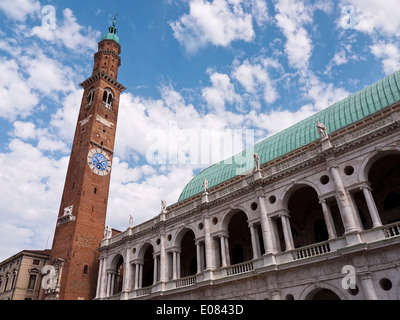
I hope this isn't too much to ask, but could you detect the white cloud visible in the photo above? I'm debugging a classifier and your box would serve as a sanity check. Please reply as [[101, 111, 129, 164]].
[[340, 0, 400, 37], [13, 121, 36, 140], [0, 58, 39, 120], [233, 57, 281, 104], [370, 42, 400, 75], [250, 0, 269, 27], [170, 0, 255, 53], [30, 8, 100, 52], [50, 88, 83, 143], [0, 139, 69, 261], [19, 50, 76, 95], [107, 160, 195, 230], [202, 72, 242, 113], [300, 71, 350, 111], [0, 0, 40, 22], [274, 0, 314, 70]]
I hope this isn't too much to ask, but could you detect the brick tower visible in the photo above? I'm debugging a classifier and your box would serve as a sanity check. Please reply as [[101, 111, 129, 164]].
[[45, 17, 125, 300]]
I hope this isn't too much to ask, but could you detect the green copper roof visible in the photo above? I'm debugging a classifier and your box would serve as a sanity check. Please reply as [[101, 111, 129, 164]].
[[178, 70, 400, 202], [102, 15, 120, 44]]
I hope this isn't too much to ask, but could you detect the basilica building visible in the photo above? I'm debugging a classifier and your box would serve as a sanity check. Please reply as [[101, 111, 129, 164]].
[[42, 19, 400, 301], [96, 69, 400, 300]]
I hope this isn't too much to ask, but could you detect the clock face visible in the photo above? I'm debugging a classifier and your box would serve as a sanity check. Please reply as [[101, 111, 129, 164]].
[[87, 148, 111, 176]]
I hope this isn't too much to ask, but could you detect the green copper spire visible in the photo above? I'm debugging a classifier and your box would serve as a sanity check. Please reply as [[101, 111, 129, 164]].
[[101, 13, 120, 44]]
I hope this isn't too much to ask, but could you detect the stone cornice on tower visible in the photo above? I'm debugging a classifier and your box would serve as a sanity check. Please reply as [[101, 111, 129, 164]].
[[80, 70, 126, 92]]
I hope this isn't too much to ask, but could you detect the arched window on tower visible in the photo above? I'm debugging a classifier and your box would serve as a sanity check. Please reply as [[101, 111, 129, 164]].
[[88, 88, 95, 107], [102, 88, 113, 110]]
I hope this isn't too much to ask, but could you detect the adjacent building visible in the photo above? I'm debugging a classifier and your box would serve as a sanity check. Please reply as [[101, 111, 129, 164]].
[[0, 250, 50, 300]]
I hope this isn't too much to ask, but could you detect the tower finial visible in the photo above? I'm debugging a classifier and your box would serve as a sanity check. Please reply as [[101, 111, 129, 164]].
[[113, 13, 118, 27]]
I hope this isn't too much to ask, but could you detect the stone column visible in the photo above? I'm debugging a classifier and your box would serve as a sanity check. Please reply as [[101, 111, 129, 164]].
[[172, 250, 177, 280], [329, 163, 361, 234], [159, 233, 168, 283], [258, 193, 276, 255], [96, 258, 104, 298], [361, 186, 382, 228], [224, 236, 231, 266], [280, 211, 294, 251], [134, 263, 140, 289], [106, 271, 111, 297], [153, 254, 158, 285], [219, 235, 227, 267], [177, 251, 181, 279], [320, 199, 338, 239], [123, 248, 132, 292], [196, 241, 202, 273], [138, 263, 143, 288], [203, 214, 214, 270], [249, 223, 260, 260], [109, 271, 116, 296]]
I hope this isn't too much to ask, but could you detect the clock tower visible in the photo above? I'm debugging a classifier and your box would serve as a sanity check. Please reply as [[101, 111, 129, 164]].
[[45, 17, 126, 300]]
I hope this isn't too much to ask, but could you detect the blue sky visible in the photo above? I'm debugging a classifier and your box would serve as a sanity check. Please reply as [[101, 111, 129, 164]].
[[0, 0, 399, 261]]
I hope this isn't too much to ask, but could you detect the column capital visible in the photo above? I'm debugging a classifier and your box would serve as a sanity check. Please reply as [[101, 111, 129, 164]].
[[327, 164, 339, 171], [278, 210, 290, 218], [255, 188, 265, 198], [168, 247, 181, 254], [217, 231, 229, 238], [132, 259, 144, 265], [360, 185, 373, 192], [106, 269, 117, 275]]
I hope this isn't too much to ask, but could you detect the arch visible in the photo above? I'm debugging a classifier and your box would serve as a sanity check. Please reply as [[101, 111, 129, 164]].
[[280, 184, 328, 248], [107, 253, 124, 296], [102, 88, 114, 109], [108, 252, 125, 270], [179, 229, 197, 278], [359, 147, 400, 183], [279, 181, 322, 211], [141, 244, 154, 288], [361, 150, 400, 225], [87, 87, 95, 106], [137, 241, 155, 260], [221, 207, 251, 232], [174, 226, 197, 247], [300, 283, 345, 300], [224, 210, 253, 264]]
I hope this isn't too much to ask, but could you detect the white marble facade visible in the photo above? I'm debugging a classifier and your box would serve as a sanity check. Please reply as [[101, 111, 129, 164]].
[[96, 104, 400, 300]]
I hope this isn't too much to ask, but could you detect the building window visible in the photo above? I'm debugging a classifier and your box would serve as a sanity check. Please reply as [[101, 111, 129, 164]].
[[33, 259, 40, 266], [88, 89, 95, 106], [83, 265, 88, 275], [102, 88, 113, 110], [28, 275, 37, 290], [11, 272, 17, 289]]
